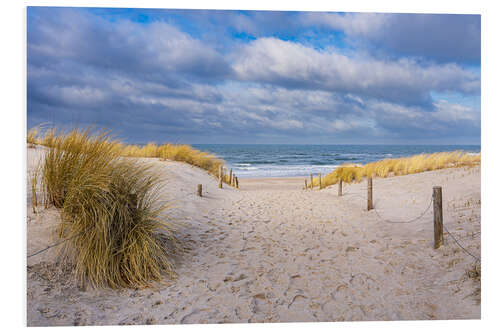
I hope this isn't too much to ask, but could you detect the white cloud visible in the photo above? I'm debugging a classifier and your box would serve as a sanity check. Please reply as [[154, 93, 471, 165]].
[[232, 38, 480, 105]]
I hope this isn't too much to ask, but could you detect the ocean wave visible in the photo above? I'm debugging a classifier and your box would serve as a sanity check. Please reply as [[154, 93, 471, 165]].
[[228, 164, 340, 178]]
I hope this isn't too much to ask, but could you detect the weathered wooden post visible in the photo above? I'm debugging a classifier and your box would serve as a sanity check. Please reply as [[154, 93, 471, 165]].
[[318, 173, 322, 189], [433, 186, 443, 249], [218, 165, 223, 189], [235, 176, 239, 189], [338, 179, 343, 196], [229, 168, 233, 186], [197, 184, 202, 197], [367, 177, 373, 211], [304, 179, 307, 190], [310, 174, 314, 189]]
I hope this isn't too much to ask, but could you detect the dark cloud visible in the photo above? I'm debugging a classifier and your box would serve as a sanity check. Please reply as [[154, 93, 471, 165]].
[[301, 13, 481, 64]]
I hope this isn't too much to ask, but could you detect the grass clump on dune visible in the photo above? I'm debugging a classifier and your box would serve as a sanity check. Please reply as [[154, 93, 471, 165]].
[[312, 151, 481, 188], [29, 125, 229, 183], [158, 144, 224, 176], [119, 142, 225, 181], [27, 127, 39, 145], [36, 128, 176, 288]]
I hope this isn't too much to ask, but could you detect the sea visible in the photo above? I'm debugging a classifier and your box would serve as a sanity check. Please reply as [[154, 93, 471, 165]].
[[191, 144, 481, 178]]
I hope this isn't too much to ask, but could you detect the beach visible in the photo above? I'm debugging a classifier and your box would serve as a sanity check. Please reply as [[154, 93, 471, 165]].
[[27, 146, 481, 325]]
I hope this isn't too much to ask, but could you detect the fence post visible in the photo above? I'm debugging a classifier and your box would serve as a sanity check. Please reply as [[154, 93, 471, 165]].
[[229, 168, 233, 186], [304, 179, 307, 190], [318, 173, 322, 189], [218, 165, 223, 189], [433, 186, 443, 249], [310, 174, 313, 189], [338, 179, 343, 196], [235, 176, 239, 189], [367, 177, 373, 211], [197, 184, 202, 197]]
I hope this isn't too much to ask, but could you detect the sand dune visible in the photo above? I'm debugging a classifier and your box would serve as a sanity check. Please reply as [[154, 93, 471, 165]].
[[26, 147, 480, 325]]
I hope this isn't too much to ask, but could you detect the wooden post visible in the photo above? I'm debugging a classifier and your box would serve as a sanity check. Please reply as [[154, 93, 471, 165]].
[[197, 184, 202, 197], [367, 177, 373, 211], [338, 179, 343, 196], [433, 186, 443, 249], [235, 176, 239, 189], [229, 168, 233, 186], [218, 165, 223, 189], [318, 173, 322, 189], [304, 179, 307, 190], [310, 174, 313, 189]]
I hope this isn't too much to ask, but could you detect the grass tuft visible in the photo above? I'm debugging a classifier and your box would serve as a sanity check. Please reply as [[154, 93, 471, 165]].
[[29, 125, 229, 184], [27, 127, 39, 145], [36, 127, 177, 288], [313, 151, 481, 188]]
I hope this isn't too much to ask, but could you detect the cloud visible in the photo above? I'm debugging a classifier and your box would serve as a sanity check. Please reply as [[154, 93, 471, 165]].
[[232, 37, 480, 106], [300, 12, 480, 64], [28, 8, 232, 83]]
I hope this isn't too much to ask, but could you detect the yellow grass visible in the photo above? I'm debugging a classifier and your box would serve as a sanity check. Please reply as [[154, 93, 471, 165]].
[[34, 127, 177, 288], [28, 126, 229, 184], [27, 127, 39, 145], [120, 142, 226, 182], [312, 151, 481, 188]]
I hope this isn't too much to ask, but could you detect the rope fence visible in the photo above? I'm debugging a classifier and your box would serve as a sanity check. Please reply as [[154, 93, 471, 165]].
[[314, 177, 481, 262], [373, 197, 433, 224], [28, 231, 84, 258]]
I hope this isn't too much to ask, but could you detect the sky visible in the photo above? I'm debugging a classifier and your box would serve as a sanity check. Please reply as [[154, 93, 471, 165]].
[[27, 7, 481, 144]]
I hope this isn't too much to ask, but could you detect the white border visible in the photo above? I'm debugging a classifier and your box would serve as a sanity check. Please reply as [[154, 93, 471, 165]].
[[3, 0, 498, 332]]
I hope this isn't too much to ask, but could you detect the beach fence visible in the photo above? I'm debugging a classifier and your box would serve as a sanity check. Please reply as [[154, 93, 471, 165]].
[[216, 166, 240, 190], [309, 177, 480, 261]]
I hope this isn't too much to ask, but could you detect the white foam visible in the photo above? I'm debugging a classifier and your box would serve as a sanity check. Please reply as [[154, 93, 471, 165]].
[[229, 164, 340, 178]]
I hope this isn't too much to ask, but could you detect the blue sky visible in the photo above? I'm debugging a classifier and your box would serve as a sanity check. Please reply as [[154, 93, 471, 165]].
[[27, 7, 481, 144]]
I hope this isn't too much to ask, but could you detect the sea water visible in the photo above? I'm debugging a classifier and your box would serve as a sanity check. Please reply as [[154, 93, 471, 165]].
[[191, 144, 481, 178]]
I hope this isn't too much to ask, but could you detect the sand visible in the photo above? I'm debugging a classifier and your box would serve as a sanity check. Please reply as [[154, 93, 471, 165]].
[[26, 146, 481, 325]]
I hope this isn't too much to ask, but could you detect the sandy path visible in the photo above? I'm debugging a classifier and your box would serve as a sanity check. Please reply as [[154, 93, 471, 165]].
[[27, 148, 480, 325]]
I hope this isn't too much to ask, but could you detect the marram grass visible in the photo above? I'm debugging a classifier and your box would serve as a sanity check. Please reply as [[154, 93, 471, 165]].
[[35, 128, 177, 288], [29, 127, 228, 184], [312, 151, 480, 188]]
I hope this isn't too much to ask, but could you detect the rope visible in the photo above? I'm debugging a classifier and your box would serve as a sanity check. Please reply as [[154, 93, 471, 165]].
[[372, 196, 433, 224], [311, 182, 480, 262], [443, 224, 481, 262], [27, 231, 84, 258]]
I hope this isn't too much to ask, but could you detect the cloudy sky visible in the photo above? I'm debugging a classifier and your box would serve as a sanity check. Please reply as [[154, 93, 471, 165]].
[[27, 7, 481, 144]]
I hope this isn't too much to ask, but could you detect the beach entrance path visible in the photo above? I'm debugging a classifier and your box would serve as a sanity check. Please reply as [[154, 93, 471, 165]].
[[27, 149, 481, 325]]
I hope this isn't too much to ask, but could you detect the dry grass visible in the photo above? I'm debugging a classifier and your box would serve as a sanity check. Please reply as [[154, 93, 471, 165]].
[[35, 128, 177, 288], [119, 142, 226, 182], [313, 151, 481, 188], [27, 127, 39, 145], [28, 125, 229, 183]]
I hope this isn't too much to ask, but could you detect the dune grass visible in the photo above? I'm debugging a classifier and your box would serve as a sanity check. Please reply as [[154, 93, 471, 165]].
[[35, 128, 177, 288], [27, 127, 39, 145], [312, 151, 481, 188], [29, 126, 228, 183], [120, 142, 225, 177]]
